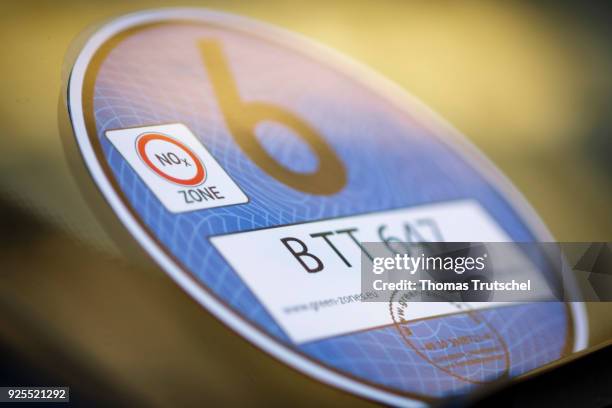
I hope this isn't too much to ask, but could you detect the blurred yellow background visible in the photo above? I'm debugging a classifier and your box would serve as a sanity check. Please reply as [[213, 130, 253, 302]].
[[0, 1, 610, 406]]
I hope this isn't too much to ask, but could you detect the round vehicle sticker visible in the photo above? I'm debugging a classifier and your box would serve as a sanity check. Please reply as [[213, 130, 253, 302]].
[[65, 9, 587, 406]]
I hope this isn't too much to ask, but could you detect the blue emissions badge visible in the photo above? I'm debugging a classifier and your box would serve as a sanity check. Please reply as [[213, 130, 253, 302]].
[[65, 8, 588, 406]]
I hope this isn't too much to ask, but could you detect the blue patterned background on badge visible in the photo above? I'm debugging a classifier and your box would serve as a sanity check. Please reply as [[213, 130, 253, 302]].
[[92, 24, 569, 396]]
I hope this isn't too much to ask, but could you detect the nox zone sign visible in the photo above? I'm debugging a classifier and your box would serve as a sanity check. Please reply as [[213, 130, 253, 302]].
[[67, 9, 586, 406], [106, 123, 247, 212]]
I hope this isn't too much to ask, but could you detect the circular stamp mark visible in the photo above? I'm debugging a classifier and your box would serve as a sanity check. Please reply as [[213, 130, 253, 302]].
[[389, 288, 510, 384]]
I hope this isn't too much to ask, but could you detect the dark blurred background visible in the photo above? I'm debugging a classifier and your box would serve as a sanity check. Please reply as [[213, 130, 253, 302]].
[[0, 1, 610, 406]]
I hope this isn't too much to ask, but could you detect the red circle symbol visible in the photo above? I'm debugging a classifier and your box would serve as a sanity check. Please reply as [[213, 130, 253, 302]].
[[136, 133, 206, 186]]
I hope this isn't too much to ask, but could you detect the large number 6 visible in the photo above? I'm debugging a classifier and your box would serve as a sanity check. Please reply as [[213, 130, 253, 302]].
[[199, 40, 346, 195]]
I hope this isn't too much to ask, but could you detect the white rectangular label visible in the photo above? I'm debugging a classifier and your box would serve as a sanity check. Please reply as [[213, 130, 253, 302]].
[[106, 123, 248, 213], [211, 200, 514, 344]]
